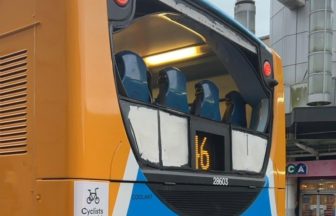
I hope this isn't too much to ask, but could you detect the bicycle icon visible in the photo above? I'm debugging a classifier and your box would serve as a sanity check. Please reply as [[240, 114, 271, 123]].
[[86, 188, 100, 204]]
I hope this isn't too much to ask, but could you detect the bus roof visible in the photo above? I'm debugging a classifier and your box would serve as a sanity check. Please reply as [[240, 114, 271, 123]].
[[195, 0, 267, 49]]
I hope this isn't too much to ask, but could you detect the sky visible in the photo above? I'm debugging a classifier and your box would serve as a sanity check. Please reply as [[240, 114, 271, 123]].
[[211, 0, 270, 37]]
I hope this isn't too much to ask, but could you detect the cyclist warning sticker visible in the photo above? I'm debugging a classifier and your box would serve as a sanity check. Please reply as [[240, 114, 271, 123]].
[[74, 181, 109, 216]]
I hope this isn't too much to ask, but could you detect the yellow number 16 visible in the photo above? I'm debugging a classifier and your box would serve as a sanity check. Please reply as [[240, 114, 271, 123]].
[[195, 135, 210, 170]]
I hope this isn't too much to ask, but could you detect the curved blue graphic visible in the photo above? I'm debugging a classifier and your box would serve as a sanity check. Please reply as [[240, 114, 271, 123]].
[[127, 170, 177, 216], [241, 178, 272, 216]]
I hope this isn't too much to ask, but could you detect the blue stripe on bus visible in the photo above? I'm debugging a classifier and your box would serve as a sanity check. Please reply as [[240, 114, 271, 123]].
[[127, 170, 177, 216], [241, 178, 272, 216]]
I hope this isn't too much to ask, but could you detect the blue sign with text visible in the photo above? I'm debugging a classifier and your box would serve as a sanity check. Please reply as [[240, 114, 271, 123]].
[[287, 163, 308, 175]]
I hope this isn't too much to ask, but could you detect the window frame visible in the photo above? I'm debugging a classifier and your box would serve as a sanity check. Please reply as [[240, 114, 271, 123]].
[[109, 0, 275, 178]]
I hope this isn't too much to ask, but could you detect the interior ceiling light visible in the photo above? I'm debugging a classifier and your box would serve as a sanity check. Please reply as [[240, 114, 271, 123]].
[[144, 45, 207, 67]]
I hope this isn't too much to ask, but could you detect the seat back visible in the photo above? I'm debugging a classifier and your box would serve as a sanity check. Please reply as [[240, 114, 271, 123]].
[[223, 91, 247, 127], [115, 51, 151, 103], [191, 80, 221, 121], [156, 67, 189, 113]]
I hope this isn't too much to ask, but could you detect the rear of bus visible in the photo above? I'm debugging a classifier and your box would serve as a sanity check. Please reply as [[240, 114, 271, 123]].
[[0, 0, 285, 215]]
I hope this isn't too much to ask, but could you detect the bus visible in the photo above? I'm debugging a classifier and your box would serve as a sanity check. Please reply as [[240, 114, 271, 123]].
[[0, 0, 285, 215]]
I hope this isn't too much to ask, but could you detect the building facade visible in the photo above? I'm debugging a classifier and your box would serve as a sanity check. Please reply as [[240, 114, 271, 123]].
[[271, 0, 336, 216]]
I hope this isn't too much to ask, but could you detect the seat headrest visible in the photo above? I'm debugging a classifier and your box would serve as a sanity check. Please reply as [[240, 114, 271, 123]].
[[157, 67, 189, 113], [225, 91, 245, 105], [223, 91, 247, 127], [191, 80, 221, 121], [115, 51, 151, 103]]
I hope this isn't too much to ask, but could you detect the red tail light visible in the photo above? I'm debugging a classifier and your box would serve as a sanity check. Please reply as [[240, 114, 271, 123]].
[[263, 61, 272, 77], [114, 0, 128, 7]]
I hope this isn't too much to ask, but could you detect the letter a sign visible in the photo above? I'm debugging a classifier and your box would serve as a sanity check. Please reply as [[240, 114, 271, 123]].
[[296, 163, 307, 174]]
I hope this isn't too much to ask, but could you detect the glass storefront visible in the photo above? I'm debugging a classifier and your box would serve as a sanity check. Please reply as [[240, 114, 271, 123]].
[[300, 180, 336, 216]]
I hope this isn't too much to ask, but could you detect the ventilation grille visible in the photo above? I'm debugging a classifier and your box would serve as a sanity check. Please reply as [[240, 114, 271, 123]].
[[0, 50, 28, 155], [150, 184, 260, 216], [157, 190, 258, 216]]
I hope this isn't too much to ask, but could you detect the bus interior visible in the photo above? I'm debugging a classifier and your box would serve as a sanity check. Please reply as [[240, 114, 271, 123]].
[[110, 0, 273, 177]]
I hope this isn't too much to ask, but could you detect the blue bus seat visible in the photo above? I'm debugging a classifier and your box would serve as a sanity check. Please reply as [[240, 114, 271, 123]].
[[115, 51, 151, 103], [223, 91, 247, 127], [191, 80, 221, 121], [156, 67, 189, 113]]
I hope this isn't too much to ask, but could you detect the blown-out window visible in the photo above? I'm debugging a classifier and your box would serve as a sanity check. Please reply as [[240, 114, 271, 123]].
[[111, 0, 273, 174]]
